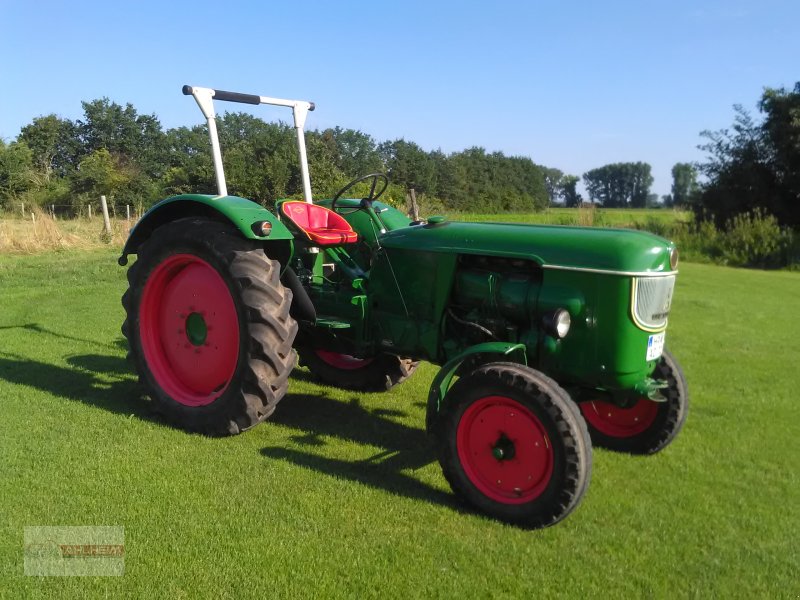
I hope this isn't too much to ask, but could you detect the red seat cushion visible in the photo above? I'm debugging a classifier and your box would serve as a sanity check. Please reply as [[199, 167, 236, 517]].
[[280, 201, 359, 246]]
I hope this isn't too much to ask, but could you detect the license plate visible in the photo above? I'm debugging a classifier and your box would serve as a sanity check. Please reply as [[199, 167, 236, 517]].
[[646, 332, 665, 361]]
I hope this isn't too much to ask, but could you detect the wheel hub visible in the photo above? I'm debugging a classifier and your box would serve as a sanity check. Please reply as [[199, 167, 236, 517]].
[[491, 434, 516, 461], [185, 312, 208, 346], [457, 396, 554, 504]]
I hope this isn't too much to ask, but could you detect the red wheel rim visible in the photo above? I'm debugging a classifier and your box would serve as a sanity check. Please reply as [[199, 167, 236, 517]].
[[456, 396, 554, 504], [315, 350, 374, 370], [139, 254, 240, 406], [579, 399, 659, 438]]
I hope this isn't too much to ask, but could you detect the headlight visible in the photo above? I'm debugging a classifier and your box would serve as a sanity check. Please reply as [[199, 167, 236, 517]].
[[669, 246, 679, 270], [543, 309, 571, 339], [251, 220, 272, 237]]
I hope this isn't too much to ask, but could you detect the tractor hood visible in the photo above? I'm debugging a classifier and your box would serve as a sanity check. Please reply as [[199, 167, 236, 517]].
[[380, 220, 675, 275]]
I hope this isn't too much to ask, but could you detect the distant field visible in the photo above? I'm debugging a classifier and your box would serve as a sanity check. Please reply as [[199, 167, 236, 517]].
[[0, 249, 798, 597], [455, 207, 692, 228]]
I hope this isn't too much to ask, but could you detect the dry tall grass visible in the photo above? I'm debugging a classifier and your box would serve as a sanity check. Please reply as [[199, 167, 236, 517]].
[[576, 204, 597, 226], [0, 211, 130, 254]]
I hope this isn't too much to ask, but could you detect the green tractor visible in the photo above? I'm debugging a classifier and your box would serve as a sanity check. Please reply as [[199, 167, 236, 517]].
[[119, 85, 687, 528]]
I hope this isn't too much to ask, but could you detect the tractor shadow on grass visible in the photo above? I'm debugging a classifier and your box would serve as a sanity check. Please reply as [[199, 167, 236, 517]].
[[0, 351, 155, 423], [261, 391, 459, 511]]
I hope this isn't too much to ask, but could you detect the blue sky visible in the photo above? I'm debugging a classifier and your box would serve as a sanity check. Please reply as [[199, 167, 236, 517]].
[[1, 0, 798, 197]]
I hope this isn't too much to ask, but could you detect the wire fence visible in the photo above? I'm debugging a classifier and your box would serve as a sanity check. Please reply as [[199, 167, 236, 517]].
[[4, 202, 143, 222]]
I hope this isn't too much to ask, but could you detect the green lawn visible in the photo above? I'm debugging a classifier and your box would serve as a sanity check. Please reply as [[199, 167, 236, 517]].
[[0, 249, 798, 597]]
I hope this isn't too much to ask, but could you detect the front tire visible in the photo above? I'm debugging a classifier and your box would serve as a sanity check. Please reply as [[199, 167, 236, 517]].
[[122, 218, 298, 435], [436, 362, 592, 528], [578, 349, 688, 454]]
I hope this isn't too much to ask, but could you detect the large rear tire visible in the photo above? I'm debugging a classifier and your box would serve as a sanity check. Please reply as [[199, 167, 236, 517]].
[[436, 362, 592, 528], [122, 218, 298, 435], [298, 347, 417, 392], [578, 350, 688, 454]]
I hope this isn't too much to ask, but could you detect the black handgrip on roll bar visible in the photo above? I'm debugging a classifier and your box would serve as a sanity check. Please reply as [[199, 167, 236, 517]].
[[182, 85, 260, 105]]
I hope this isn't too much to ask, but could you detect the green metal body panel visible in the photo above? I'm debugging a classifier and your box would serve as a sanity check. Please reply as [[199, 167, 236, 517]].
[[379, 220, 674, 273], [121, 194, 293, 259], [425, 342, 528, 431]]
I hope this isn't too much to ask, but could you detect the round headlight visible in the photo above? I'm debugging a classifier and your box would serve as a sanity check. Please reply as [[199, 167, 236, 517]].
[[670, 246, 679, 270], [543, 309, 571, 339], [251, 220, 272, 237]]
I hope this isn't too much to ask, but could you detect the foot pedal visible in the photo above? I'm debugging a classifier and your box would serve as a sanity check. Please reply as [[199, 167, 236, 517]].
[[315, 316, 350, 329]]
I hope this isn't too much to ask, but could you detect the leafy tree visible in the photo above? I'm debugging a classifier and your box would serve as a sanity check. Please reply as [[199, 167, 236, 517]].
[[303, 132, 346, 200], [378, 139, 437, 195], [583, 162, 653, 207], [542, 167, 563, 205], [445, 147, 548, 212], [697, 83, 800, 228], [0, 140, 35, 206], [161, 124, 215, 196], [18, 115, 80, 178], [670, 163, 698, 206], [218, 112, 295, 202], [72, 148, 132, 201], [320, 127, 381, 177], [78, 98, 166, 179], [559, 175, 581, 207]]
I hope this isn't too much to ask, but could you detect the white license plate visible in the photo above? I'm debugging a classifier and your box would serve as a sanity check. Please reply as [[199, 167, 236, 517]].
[[646, 332, 665, 361]]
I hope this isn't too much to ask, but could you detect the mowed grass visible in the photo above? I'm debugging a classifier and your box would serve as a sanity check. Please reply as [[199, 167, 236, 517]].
[[0, 249, 798, 598]]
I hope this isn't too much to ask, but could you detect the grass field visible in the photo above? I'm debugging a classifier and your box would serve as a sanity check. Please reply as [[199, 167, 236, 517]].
[[453, 207, 692, 229], [1, 248, 798, 597]]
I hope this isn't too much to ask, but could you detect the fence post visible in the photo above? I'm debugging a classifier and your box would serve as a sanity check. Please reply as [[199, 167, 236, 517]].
[[126, 205, 131, 221], [407, 188, 420, 221], [21, 203, 25, 218], [88, 204, 93, 220], [100, 195, 112, 236]]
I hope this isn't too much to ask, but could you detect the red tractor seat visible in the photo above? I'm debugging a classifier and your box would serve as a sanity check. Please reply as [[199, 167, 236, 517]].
[[280, 201, 359, 246]]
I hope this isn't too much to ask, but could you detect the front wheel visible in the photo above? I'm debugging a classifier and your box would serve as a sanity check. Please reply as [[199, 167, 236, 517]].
[[436, 362, 592, 528], [579, 349, 688, 454], [122, 218, 298, 435]]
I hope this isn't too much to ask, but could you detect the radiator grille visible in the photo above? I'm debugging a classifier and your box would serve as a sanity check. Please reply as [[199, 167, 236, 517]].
[[633, 276, 675, 330]]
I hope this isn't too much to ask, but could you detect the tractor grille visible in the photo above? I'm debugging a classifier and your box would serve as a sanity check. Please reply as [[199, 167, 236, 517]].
[[632, 275, 675, 331]]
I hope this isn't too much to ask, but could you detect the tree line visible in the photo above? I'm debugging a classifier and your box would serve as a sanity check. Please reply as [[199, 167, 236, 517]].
[[0, 99, 561, 214], [0, 97, 675, 215], [3, 83, 796, 227]]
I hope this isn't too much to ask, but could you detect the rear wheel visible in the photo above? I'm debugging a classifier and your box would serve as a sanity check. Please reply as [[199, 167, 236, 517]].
[[122, 218, 298, 435], [436, 362, 592, 528], [298, 347, 417, 392], [579, 350, 688, 454]]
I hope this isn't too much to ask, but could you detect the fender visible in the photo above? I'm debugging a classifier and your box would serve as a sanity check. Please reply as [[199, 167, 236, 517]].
[[118, 194, 294, 265], [425, 342, 528, 433]]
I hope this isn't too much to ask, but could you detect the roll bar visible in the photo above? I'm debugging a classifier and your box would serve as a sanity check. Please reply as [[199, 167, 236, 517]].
[[182, 85, 315, 203]]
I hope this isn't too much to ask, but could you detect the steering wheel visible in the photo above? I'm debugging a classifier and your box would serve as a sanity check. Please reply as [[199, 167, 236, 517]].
[[331, 173, 389, 215]]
